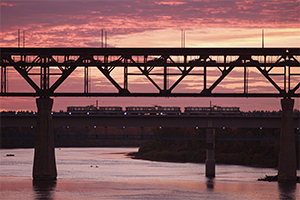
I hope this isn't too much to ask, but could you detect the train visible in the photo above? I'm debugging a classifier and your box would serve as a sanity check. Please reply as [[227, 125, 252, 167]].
[[67, 105, 240, 115], [67, 105, 123, 115]]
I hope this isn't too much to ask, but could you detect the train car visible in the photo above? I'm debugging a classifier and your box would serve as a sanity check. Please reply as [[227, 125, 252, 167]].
[[67, 105, 123, 115], [125, 105, 181, 115], [67, 105, 97, 114], [97, 106, 123, 115], [184, 106, 240, 115]]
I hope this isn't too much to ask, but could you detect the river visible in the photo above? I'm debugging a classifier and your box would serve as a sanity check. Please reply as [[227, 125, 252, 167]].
[[0, 148, 299, 200]]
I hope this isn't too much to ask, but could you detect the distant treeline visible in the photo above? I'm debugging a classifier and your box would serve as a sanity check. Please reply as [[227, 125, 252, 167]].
[[1, 126, 299, 169], [129, 127, 300, 169]]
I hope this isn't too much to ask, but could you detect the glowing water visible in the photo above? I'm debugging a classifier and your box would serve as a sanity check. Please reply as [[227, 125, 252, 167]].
[[0, 148, 299, 200]]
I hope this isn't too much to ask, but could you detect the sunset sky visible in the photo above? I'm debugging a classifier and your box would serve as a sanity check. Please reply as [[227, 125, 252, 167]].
[[0, 0, 299, 112]]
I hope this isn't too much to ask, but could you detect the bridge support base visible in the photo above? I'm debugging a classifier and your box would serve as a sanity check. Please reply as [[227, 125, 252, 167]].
[[205, 126, 215, 177], [33, 97, 57, 181], [278, 98, 296, 182]]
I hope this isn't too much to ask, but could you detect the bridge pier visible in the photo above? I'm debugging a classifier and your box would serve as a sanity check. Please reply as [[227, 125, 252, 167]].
[[278, 98, 297, 182], [205, 121, 215, 177], [33, 97, 57, 181]]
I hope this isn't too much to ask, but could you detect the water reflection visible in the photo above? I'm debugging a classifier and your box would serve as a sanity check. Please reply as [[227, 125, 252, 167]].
[[206, 177, 215, 191], [278, 181, 296, 200], [32, 180, 57, 200]]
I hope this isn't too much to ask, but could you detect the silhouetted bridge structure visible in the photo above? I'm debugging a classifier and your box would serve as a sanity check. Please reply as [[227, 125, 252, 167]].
[[1, 113, 299, 128], [1, 47, 299, 182], [2, 132, 299, 142], [2, 113, 299, 142]]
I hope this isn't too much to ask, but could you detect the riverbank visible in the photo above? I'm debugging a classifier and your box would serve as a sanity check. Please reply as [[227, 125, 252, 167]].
[[128, 139, 300, 169]]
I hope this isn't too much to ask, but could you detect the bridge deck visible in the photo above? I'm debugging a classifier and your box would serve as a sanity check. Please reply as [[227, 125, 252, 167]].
[[1, 114, 299, 128]]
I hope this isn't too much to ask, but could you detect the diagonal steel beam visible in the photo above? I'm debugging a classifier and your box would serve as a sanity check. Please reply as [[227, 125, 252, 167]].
[[201, 66, 235, 94], [96, 66, 129, 93], [13, 65, 41, 92], [256, 66, 283, 93], [49, 66, 77, 93], [292, 82, 300, 93], [137, 66, 162, 92], [169, 66, 194, 91]]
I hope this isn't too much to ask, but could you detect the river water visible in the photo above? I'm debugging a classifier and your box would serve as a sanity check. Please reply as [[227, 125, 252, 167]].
[[0, 148, 299, 200]]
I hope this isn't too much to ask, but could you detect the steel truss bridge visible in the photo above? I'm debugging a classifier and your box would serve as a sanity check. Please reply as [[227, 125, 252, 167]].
[[0, 48, 299, 97]]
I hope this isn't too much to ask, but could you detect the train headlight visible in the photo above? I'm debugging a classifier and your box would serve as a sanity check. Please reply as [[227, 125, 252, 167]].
[[69, 112, 71, 115], [160, 112, 163, 115], [124, 112, 127, 115], [87, 112, 90, 115]]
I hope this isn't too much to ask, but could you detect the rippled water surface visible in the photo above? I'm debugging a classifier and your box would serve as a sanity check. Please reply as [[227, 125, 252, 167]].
[[0, 148, 299, 200]]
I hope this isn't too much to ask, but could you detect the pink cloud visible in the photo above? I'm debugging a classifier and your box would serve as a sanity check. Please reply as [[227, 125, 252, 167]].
[[0, 1, 299, 111], [1, 0, 299, 47]]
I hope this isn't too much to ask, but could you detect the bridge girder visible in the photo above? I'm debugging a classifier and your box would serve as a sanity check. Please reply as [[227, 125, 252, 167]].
[[0, 47, 299, 98]]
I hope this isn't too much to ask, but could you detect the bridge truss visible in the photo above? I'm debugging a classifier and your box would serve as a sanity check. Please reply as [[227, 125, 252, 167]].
[[0, 48, 299, 97]]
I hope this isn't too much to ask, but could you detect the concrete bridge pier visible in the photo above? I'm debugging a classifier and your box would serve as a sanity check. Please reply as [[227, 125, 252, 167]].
[[33, 97, 57, 181], [278, 98, 297, 182], [205, 120, 215, 177]]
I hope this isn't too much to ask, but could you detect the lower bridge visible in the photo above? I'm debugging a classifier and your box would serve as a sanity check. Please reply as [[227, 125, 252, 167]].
[[3, 132, 299, 141], [2, 114, 299, 142], [1, 106, 299, 181], [2, 113, 300, 128]]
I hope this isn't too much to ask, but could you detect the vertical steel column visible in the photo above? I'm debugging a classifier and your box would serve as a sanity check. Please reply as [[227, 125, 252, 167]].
[[204, 66, 207, 90], [288, 65, 290, 91], [84, 66, 88, 93], [40, 57, 50, 91], [104, 55, 108, 66], [41, 66, 50, 90], [205, 119, 215, 177], [164, 65, 167, 91], [144, 55, 147, 71], [1, 66, 7, 93], [184, 55, 187, 71], [124, 59, 128, 90], [244, 66, 248, 94], [284, 65, 286, 92]]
